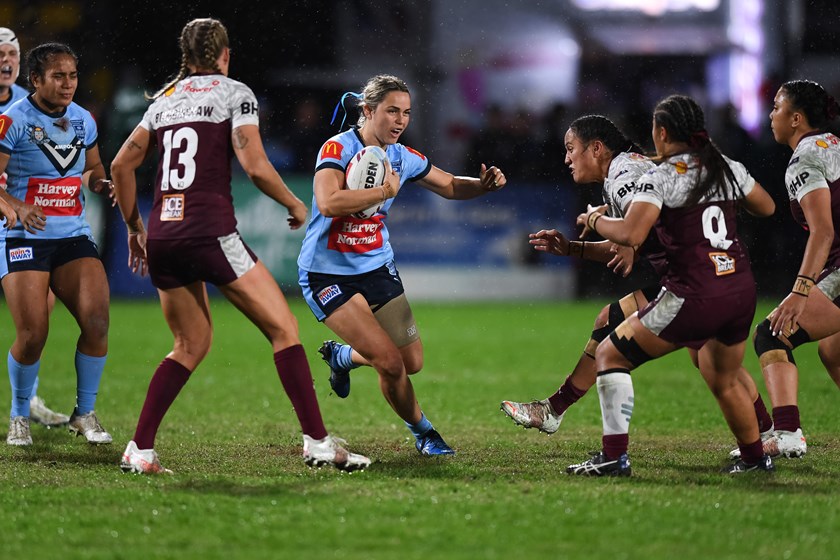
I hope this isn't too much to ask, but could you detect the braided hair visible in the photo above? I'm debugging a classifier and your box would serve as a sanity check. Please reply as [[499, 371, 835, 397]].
[[26, 43, 77, 91], [149, 18, 229, 100], [568, 114, 643, 155], [356, 74, 409, 127], [780, 79, 840, 130], [653, 95, 738, 206]]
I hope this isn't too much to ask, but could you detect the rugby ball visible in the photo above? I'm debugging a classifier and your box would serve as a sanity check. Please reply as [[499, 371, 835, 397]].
[[345, 146, 390, 219]]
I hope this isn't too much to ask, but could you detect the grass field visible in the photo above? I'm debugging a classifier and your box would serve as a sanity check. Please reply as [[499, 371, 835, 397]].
[[0, 298, 838, 559]]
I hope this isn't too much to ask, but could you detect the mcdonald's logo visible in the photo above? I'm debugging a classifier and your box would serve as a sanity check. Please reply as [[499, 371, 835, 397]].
[[0, 115, 12, 140], [321, 141, 343, 160]]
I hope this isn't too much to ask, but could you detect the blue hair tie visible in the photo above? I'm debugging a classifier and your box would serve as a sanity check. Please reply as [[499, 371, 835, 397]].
[[330, 91, 363, 130]]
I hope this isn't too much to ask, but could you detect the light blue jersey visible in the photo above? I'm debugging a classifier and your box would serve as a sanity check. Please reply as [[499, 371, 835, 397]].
[[297, 128, 431, 275], [0, 96, 97, 241], [0, 83, 27, 114]]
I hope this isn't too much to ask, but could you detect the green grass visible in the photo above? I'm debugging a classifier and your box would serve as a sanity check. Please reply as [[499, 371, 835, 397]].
[[0, 299, 838, 559]]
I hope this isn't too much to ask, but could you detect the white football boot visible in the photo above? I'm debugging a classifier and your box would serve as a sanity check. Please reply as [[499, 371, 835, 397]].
[[6, 416, 33, 446], [500, 399, 564, 434], [303, 434, 371, 472], [29, 396, 70, 428], [730, 427, 806, 459], [68, 410, 113, 444], [120, 440, 172, 474]]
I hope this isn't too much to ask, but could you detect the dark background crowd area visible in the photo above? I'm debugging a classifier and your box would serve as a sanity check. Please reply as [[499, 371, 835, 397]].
[[6, 0, 840, 299]]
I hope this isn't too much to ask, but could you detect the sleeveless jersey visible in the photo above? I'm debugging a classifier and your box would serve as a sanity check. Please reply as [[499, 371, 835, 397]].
[[138, 73, 259, 240], [785, 131, 840, 269], [632, 153, 756, 298], [0, 95, 97, 240], [602, 151, 667, 275], [297, 128, 432, 275]]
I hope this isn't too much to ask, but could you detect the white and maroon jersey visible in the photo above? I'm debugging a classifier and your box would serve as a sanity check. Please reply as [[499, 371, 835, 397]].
[[138, 73, 259, 240], [632, 153, 756, 298], [602, 151, 655, 218], [785, 131, 840, 269], [602, 151, 667, 275]]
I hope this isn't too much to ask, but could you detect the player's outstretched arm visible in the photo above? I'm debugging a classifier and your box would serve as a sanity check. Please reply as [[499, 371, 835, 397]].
[[417, 163, 506, 200], [577, 200, 659, 248]]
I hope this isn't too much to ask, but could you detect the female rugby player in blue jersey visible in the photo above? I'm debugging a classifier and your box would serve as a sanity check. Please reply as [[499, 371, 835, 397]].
[[0, 28, 70, 428], [298, 74, 506, 456], [0, 43, 113, 447]]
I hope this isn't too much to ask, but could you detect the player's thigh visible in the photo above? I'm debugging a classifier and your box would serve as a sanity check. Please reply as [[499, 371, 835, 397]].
[[218, 261, 299, 345], [51, 257, 110, 324], [796, 285, 840, 340], [325, 293, 400, 364], [1, 270, 51, 337]]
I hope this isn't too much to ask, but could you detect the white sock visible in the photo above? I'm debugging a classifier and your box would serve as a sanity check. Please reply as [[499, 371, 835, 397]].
[[596, 370, 634, 436]]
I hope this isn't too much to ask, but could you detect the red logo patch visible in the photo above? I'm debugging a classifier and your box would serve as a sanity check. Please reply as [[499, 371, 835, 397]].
[[405, 146, 426, 160], [320, 141, 343, 160], [0, 115, 12, 140], [25, 176, 83, 217], [327, 215, 384, 253]]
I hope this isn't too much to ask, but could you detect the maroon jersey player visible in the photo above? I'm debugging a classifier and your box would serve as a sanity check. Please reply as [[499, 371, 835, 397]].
[[569, 95, 776, 476], [110, 18, 369, 474]]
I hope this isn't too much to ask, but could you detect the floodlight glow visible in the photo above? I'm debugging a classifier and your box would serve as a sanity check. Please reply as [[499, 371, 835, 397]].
[[571, 0, 720, 17]]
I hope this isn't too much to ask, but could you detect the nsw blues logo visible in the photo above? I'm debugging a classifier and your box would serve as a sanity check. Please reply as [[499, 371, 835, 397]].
[[28, 123, 85, 176]]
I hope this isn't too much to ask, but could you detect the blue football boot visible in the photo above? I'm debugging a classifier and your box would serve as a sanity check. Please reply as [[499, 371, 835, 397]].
[[319, 340, 351, 398], [415, 429, 455, 456]]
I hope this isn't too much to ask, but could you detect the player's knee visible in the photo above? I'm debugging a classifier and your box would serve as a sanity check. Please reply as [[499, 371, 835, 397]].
[[607, 329, 652, 368], [404, 353, 423, 375], [753, 319, 795, 367], [79, 311, 110, 343], [372, 349, 405, 380], [15, 326, 48, 359], [586, 303, 623, 358], [175, 329, 213, 364]]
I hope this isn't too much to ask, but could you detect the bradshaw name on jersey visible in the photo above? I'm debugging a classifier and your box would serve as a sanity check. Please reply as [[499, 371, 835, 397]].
[[0, 96, 97, 240], [784, 132, 840, 271], [297, 128, 432, 275], [139, 74, 259, 240], [631, 153, 755, 297]]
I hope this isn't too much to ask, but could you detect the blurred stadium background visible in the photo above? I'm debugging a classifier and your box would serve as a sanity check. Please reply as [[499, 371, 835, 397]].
[[6, 0, 839, 301]]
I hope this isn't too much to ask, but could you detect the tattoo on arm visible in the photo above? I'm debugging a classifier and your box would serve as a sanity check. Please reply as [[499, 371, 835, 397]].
[[128, 140, 143, 151], [233, 129, 249, 150]]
